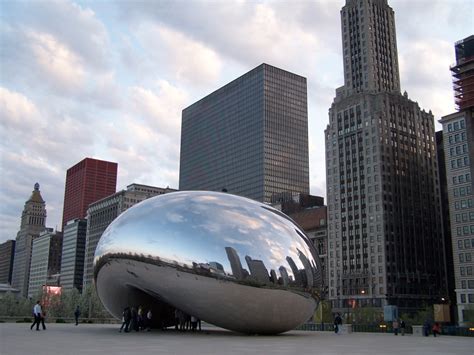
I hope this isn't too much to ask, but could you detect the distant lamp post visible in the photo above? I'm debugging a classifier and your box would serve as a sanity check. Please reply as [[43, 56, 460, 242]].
[[361, 290, 365, 294]]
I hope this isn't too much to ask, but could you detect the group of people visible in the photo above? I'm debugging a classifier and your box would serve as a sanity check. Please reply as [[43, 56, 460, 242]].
[[391, 319, 406, 335], [119, 306, 152, 333], [174, 309, 201, 332]]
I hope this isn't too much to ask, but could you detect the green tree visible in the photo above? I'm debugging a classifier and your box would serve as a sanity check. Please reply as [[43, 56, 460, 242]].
[[352, 307, 383, 325], [314, 300, 333, 323], [400, 304, 434, 326], [81, 284, 110, 319]]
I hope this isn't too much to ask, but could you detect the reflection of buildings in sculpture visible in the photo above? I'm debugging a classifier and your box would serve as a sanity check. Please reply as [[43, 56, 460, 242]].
[[286, 256, 302, 286], [11, 183, 48, 298], [83, 184, 177, 288], [28, 229, 63, 298], [297, 249, 313, 288], [270, 269, 278, 284], [279, 266, 290, 287], [245, 256, 270, 284], [225, 247, 245, 280], [209, 261, 225, 275]]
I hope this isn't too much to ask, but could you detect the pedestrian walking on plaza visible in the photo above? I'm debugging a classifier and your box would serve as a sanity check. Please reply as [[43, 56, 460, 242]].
[[392, 319, 400, 335], [423, 319, 431, 336], [432, 322, 441, 337], [334, 313, 342, 334], [40, 310, 47, 330], [119, 306, 131, 333], [74, 306, 81, 326], [30, 301, 42, 331], [400, 319, 406, 336]]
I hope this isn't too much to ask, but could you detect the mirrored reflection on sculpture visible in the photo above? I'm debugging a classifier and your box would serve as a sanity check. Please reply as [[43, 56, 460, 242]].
[[94, 191, 324, 334]]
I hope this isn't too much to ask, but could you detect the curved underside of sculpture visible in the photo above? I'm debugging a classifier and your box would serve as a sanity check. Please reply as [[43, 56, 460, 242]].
[[94, 191, 324, 334]]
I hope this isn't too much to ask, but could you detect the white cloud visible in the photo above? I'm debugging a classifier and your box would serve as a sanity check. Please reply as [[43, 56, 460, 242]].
[[129, 80, 187, 136], [27, 31, 86, 93], [399, 39, 456, 118], [0, 87, 43, 131], [158, 27, 223, 86]]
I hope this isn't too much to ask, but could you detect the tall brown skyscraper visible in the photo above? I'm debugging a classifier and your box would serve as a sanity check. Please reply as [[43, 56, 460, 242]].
[[62, 158, 118, 230], [325, 0, 447, 316]]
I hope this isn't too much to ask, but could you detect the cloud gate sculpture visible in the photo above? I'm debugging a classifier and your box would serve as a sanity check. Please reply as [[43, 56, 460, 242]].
[[94, 191, 324, 334]]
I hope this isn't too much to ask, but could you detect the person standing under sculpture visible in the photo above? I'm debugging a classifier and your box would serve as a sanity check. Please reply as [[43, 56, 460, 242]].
[[146, 309, 152, 331], [137, 306, 144, 330], [130, 307, 139, 331], [119, 306, 131, 333]]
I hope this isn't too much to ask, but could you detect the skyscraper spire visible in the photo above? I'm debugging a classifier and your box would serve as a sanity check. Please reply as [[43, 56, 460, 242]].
[[326, 0, 447, 316], [11, 183, 47, 297], [341, 0, 400, 94]]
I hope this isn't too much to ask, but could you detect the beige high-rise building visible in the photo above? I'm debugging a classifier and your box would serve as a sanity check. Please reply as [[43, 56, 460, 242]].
[[28, 229, 63, 298], [11, 183, 48, 297], [325, 0, 447, 316]]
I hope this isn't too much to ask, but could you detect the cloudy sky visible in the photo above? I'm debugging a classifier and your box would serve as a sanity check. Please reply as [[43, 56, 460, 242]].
[[0, 0, 472, 243]]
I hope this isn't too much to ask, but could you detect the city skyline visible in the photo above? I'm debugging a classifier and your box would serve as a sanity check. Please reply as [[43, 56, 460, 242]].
[[0, 0, 472, 243]]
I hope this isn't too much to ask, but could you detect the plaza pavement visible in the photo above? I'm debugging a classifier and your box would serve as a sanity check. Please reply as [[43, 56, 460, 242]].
[[0, 323, 472, 355]]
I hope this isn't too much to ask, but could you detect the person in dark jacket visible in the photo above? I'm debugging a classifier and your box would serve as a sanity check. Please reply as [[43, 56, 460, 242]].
[[74, 306, 81, 326], [130, 307, 139, 331], [119, 306, 131, 333], [334, 313, 342, 334]]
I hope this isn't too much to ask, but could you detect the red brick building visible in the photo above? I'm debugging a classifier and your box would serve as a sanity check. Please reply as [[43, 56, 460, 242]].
[[62, 158, 117, 230]]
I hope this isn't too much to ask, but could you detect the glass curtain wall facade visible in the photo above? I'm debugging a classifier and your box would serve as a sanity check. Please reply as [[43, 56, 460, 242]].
[[60, 219, 87, 292], [179, 63, 309, 203]]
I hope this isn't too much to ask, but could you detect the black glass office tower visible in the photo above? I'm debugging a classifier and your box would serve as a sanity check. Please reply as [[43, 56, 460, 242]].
[[179, 63, 309, 203]]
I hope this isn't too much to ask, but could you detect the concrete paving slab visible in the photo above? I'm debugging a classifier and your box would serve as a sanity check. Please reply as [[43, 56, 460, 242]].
[[0, 323, 472, 355]]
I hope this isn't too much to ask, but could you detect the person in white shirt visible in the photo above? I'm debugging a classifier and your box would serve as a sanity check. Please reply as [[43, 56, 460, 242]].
[[30, 301, 42, 331]]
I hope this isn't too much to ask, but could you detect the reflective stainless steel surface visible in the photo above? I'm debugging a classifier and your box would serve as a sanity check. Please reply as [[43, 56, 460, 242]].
[[94, 191, 323, 334]]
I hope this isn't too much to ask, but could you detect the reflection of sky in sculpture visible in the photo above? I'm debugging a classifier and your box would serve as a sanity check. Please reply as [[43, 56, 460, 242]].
[[95, 191, 320, 284]]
